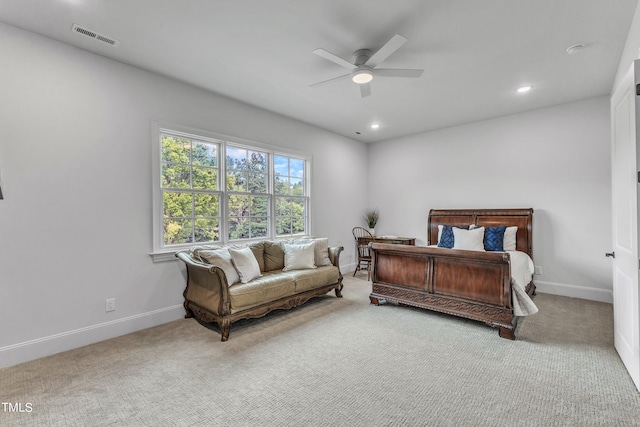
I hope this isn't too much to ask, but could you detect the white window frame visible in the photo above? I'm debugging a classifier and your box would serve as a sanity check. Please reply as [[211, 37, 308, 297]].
[[150, 121, 312, 262]]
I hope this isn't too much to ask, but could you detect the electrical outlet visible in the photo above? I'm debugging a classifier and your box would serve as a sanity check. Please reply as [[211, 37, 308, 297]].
[[105, 298, 116, 312], [534, 266, 542, 275]]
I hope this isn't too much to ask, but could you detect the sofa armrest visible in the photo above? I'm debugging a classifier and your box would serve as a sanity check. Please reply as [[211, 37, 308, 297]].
[[328, 246, 344, 269], [176, 251, 231, 316]]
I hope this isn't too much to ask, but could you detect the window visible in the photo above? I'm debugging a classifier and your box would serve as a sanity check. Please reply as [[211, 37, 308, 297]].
[[161, 133, 221, 246], [226, 146, 269, 240], [152, 123, 310, 258], [274, 155, 307, 236]]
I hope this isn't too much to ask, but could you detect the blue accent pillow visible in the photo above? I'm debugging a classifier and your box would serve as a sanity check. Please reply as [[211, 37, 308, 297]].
[[484, 226, 507, 251], [438, 225, 470, 248]]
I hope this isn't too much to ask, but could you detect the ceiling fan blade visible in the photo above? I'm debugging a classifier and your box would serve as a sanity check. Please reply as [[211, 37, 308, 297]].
[[374, 68, 424, 78], [312, 48, 355, 70], [360, 82, 371, 98], [309, 73, 351, 88], [365, 34, 407, 68]]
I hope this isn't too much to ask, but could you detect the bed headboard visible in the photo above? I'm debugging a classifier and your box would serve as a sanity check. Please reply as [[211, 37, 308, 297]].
[[427, 208, 533, 257]]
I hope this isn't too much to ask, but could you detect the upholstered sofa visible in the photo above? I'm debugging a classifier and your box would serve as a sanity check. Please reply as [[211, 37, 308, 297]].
[[175, 238, 344, 341]]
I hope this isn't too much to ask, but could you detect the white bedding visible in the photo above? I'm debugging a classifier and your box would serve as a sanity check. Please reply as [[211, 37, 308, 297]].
[[506, 251, 538, 316], [427, 246, 538, 316]]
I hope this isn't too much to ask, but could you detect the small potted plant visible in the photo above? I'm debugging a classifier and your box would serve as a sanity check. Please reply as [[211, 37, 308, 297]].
[[364, 208, 379, 236]]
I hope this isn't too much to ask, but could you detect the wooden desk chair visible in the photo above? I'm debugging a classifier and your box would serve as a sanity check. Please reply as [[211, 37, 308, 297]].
[[352, 227, 374, 280]]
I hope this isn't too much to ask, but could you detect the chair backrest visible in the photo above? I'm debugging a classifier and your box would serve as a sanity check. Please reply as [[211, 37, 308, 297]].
[[352, 227, 373, 258], [352, 227, 373, 241]]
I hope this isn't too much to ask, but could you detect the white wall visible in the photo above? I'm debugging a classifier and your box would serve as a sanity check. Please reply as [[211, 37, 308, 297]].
[[613, 0, 640, 91], [368, 97, 612, 302], [0, 23, 367, 368]]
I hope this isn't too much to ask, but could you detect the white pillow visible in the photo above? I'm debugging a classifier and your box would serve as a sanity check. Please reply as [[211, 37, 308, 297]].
[[228, 247, 262, 283], [198, 248, 240, 285], [296, 237, 332, 266], [453, 227, 485, 251], [283, 242, 317, 271], [504, 226, 518, 251]]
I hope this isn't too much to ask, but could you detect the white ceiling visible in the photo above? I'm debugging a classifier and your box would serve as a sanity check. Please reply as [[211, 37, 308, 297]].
[[1, 0, 637, 142]]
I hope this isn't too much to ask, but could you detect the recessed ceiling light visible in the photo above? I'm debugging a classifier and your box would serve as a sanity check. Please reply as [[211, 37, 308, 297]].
[[566, 44, 585, 55], [370, 123, 380, 129], [516, 85, 532, 93]]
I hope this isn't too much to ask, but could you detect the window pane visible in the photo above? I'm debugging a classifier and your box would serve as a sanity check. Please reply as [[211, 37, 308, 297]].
[[192, 167, 217, 190], [163, 192, 192, 218], [226, 147, 247, 171], [292, 198, 305, 216], [290, 178, 303, 196], [229, 217, 249, 240], [290, 158, 304, 178], [194, 218, 219, 243], [274, 155, 288, 176], [250, 196, 269, 216], [161, 136, 190, 164], [162, 164, 190, 189], [276, 217, 291, 235], [228, 195, 249, 217], [164, 218, 193, 245], [226, 171, 247, 192], [248, 173, 267, 193], [292, 217, 305, 234], [249, 151, 267, 172], [250, 218, 268, 238], [194, 193, 219, 217], [192, 141, 218, 167], [275, 176, 288, 195], [276, 197, 291, 216]]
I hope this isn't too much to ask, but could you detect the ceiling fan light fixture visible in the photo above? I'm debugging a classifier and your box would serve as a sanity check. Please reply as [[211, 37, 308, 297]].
[[352, 69, 373, 84]]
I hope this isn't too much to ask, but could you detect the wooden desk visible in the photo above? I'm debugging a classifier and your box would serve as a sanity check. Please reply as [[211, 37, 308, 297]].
[[358, 236, 415, 245]]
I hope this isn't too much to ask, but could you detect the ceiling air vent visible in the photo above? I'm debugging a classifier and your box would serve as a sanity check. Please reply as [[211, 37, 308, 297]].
[[71, 24, 119, 47]]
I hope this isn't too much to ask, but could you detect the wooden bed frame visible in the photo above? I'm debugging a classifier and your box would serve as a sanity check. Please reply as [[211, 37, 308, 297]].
[[369, 208, 535, 339]]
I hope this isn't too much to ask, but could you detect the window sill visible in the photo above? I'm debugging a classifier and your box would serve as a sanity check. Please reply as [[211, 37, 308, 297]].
[[149, 251, 179, 263]]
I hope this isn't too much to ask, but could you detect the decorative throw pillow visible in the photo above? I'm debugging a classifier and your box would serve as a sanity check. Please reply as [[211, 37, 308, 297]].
[[228, 247, 262, 283], [197, 247, 240, 285], [437, 225, 470, 248], [503, 226, 518, 251], [283, 242, 317, 271], [484, 226, 507, 251], [452, 227, 485, 251], [296, 237, 332, 266]]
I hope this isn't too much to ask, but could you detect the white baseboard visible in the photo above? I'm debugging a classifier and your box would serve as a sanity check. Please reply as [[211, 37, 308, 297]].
[[535, 280, 612, 304], [0, 304, 185, 369]]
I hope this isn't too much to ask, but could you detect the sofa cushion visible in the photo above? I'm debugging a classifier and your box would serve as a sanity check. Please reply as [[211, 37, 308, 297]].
[[247, 241, 265, 272], [283, 265, 340, 293], [228, 247, 262, 283], [297, 237, 332, 266], [283, 241, 317, 271], [228, 271, 296, 311], [197, 247, 240, 285], [263, 241, 286, 272]]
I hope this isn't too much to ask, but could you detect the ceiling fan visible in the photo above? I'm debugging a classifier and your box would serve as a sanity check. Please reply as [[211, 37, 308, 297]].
[[310, 34, 423, 98]]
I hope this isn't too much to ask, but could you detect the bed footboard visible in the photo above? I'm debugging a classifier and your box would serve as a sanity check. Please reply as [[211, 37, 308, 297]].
[[369, 243, 518, 339]]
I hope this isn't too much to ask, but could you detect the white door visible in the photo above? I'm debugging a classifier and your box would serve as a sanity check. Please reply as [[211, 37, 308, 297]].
[[610, 60, 640, 390]]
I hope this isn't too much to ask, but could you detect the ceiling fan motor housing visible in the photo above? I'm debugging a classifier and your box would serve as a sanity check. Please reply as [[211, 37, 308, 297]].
[[353, 49, 372, 66]]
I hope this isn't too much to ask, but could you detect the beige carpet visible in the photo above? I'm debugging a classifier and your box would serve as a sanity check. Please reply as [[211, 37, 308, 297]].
[[2, 275, 639, 426]]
